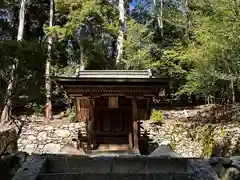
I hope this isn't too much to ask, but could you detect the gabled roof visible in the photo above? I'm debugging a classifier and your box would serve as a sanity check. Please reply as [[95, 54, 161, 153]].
[[74, 70, 156, 79], [52, 70, 169, 96], [52, 69, 168, 83]]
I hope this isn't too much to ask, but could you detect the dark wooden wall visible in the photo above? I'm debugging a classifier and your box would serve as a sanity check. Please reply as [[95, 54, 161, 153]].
[[76, 98, 90, 121], [75, 96, 151, 122]]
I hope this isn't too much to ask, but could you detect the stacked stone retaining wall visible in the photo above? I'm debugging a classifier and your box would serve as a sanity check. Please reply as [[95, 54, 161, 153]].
[[17, 120, 85, 154]]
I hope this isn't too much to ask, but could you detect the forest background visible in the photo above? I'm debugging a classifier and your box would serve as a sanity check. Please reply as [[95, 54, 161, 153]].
[[1, 0, 240, 124]]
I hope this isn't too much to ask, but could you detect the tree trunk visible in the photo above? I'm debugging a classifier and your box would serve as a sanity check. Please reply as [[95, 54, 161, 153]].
[[183, 0, 190, 41], [17, 0, 26, 41], [231, 79, 235, 104], [115, 0, 125, 66], [80, 44, 85, 70], [0, 0, 26, 124], [44, 0, 54, 123], [160, 0, 163, 36], [153, 0, 163, 36], [233, 0, 239, 17]]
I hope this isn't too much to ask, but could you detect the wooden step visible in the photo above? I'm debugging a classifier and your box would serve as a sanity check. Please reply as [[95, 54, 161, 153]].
[[97, 144, 129, 151]]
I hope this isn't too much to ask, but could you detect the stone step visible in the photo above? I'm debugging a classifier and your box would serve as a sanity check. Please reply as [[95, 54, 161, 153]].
[[12, 155, 194, 180], [46, 156, 188, 174], [38, 172, 192, 180]]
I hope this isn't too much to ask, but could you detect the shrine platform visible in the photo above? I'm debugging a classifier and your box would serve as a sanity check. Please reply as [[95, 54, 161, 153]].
[[86, 144, 140, 157]]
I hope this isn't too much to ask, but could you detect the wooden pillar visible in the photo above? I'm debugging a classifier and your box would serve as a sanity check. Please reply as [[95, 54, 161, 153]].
[[91, 97, 96, 149], [146, 98, 152, 120], [86, 120, 91, 150], [76, 98, 81, 121], [132, 97, 139, 153], [87, 96, 96, 150], [86, 97, 91, 150], [128, 130, 133, 150]]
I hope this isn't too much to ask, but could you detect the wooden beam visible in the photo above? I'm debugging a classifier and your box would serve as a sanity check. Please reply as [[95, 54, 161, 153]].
[[93, 95, 101, 99], [125, 96, 133, 99], [70, 94, 84, 98], [69, 93, 156, 98], [132, 97, 139, 153], [74, 96, 91, 99], [101, 94, 125, 97], [136, 96, 147, 99]]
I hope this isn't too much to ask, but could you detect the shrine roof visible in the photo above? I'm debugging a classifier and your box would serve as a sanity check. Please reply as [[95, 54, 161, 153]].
[[53, 70, 169, 96], [52, 69, 168, 83]]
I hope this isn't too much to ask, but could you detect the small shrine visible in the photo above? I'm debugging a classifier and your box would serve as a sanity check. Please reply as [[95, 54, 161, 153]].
[[53, 70, 168, 154]]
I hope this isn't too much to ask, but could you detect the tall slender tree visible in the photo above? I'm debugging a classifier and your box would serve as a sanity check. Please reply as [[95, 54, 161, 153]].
[[152, 0, 163, 36], [115, 0, 125, 66], [44, 0, 54, 123], [183, 0, 191, 41], [0, 0, 27, 125]]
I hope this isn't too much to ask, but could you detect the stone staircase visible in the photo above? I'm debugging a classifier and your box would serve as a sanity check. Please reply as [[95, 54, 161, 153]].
[[12, 155, 194, 180]]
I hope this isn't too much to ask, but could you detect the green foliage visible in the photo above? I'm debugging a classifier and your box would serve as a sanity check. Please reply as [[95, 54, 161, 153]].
[[2, 0, 240, 118], [121, 19, 153, 69], [47, 0, 120, 71], [169, 141, 176, 151], [65, 105, 76, 123], [176, 0, 240, 102], [0, 40, 46, 107], [32, 104, 44, 117], [150, 109, 164, 125], [201, 125, 215, 158]]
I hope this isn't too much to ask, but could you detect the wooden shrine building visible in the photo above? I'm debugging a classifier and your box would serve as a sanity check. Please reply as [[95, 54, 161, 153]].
[[53, 70, 168, 154]]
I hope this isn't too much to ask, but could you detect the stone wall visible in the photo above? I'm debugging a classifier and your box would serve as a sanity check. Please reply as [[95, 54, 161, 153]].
[[17, 105, 240, 158], [17, 120, 86, 154], [142, 120, 240, 157], [0, 128, 18, 154]]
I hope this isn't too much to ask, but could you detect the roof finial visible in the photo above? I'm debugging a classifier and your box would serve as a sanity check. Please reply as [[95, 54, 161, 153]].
[[148, 69, 152, 77], [75, 68, 80, 77]]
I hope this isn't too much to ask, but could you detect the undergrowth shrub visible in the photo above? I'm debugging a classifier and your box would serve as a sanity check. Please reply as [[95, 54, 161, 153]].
[[32, 103, 44, 117], [150, 109, 164, 125], [65, 105, 76, 123], [201, 125, 215, 157]]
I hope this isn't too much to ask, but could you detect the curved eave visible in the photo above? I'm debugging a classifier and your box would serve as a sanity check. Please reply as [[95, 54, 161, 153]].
[[52, 76, 169, 84]]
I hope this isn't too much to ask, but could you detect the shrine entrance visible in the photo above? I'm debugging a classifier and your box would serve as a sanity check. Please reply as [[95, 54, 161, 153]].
[[94, 96, 132, 145], [53, 70, 169, 154]]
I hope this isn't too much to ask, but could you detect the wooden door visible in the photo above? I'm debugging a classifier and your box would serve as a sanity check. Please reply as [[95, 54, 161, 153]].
[[96, 109, 131, 135], [101, 109, 124, 133], [95, 108, 132, 144]]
